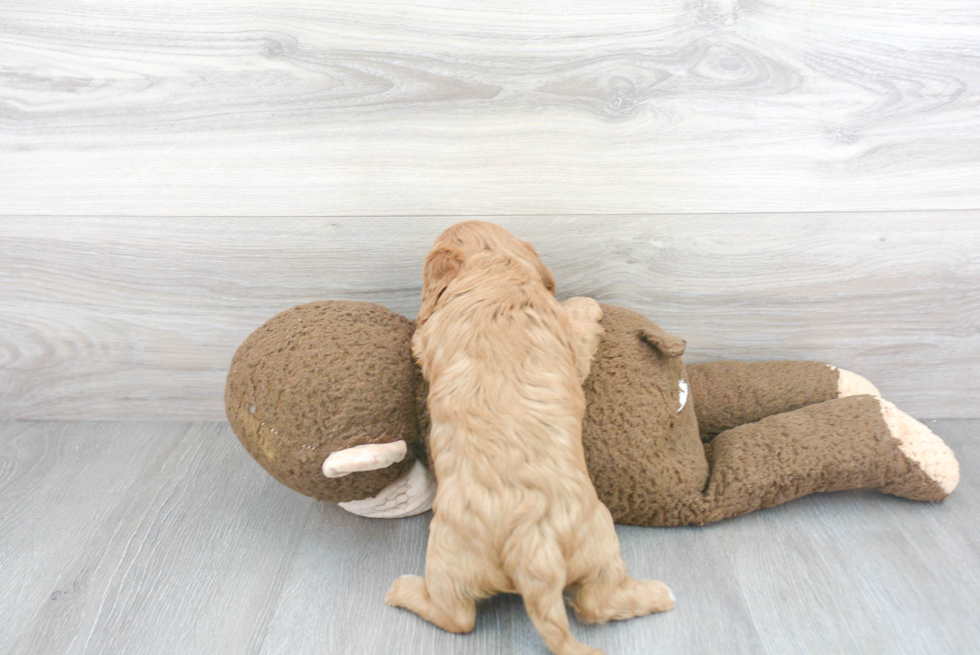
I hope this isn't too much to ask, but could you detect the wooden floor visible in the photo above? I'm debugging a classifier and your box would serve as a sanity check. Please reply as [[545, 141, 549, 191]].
[[2, 1, 978, 653], [1, 419, 976, 655]]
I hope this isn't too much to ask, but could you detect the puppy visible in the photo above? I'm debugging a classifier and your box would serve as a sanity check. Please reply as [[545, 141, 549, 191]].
[[385, 221, 673, 655]]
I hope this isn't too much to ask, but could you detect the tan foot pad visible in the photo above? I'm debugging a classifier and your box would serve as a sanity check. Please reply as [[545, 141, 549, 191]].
[[832, 366, 882, 398], [878, 399, 960, 501]]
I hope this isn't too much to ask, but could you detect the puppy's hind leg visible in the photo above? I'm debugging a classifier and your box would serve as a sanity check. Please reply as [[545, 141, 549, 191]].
[[385, 519, 479, 634], [385, 573, 476, 633], [506, 533, 603, 655], [570, 505, 674, 624]]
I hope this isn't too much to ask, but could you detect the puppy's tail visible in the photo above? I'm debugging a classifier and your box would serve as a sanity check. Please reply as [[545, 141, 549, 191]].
[[506, 534, 603, 655]]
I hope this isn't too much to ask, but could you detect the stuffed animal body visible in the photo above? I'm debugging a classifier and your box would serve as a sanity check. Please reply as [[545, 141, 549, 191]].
[[226, 300, 959, 527]]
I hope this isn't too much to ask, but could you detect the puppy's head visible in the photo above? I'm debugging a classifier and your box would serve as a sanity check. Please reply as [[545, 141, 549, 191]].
[[417, 221, 556, 325]]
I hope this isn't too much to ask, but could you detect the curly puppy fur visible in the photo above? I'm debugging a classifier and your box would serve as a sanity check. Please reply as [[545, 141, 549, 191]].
[[385, 221, 673, 655]]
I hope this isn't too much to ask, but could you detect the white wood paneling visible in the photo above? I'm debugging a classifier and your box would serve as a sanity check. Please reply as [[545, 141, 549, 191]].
[[1, 215, 976, 420], [1, 0, 978, 215]]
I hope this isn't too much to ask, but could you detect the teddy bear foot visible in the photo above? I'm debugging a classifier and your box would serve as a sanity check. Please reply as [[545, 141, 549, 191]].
[[876, 398, 960, 501], [832, 366, 882, 398], [338, 460, 437, 518]]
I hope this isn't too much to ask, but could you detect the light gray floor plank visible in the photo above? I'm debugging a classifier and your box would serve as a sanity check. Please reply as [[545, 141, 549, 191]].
[[2, 215, 978, 420], [1, 1, 978, 215], [6, 420, 974, 654], [262, 420, 979, 655], [0, 422, 312, 655], [0, 423, 177, 649]]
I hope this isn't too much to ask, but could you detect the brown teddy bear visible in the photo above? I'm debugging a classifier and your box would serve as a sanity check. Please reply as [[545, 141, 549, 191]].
[[225, 300, 959, 527]]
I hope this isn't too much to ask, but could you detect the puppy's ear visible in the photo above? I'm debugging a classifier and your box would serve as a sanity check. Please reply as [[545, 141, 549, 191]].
[[538, 262, 556, 295], [417, 245, 464, 325], [523, 241, 556, 295]]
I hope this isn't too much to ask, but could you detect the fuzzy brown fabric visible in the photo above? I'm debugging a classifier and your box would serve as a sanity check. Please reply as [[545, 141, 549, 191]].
[[686, 361, 839, 440], [576, 307, 948, 526], [226, 300, 954, 525], [579, 305, 705, 526], [696, 394, 949, 524], [225, 301, 420, 502]]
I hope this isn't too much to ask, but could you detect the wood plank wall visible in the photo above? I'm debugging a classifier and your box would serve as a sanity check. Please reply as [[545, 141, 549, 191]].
[[1, 1, 978, 420]]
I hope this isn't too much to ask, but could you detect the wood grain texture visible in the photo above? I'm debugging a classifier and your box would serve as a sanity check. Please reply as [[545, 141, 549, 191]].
[[1, 0, 978, 215], [0, 422, 175, 650], [0, 422, 312, 655], [1, 215, 977, 420], [1, 420, 977, 654]]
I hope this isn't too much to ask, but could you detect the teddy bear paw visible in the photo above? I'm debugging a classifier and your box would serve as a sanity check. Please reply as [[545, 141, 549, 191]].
[[877, 398, 959, 500], [832, 366, 881, 398], [338, 460, 436, 518]]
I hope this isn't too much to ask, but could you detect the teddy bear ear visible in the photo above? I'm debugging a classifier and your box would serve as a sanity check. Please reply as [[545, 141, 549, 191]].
[[639, 325, 687, 358], [321, 440, 408, 478]]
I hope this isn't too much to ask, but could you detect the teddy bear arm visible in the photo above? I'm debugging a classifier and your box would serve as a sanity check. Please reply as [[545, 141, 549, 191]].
[[686, 361, 841, 441]]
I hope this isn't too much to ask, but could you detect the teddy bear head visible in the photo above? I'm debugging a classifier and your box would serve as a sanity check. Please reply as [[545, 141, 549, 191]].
[[225, 301, 427, 505]]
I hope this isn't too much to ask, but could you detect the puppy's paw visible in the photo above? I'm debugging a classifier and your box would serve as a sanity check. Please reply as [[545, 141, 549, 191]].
[[634, 580, 674, 615], [385, 574, 425, 608], [385, 574, 476, 633], [606, 580, 674, 622], [563, 297, 604, 383], [604, 580, 674, 621], [575, 578, 674, 624], [562, 296, 603, 326]]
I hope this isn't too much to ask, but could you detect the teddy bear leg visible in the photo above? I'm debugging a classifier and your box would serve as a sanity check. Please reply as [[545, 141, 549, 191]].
[[690, 395, 959, 525], [875, 398, 959, 500], [686, 361, 878, 441]]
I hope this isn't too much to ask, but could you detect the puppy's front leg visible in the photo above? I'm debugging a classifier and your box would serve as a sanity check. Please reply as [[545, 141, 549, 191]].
[[562, 297, 603, 384]]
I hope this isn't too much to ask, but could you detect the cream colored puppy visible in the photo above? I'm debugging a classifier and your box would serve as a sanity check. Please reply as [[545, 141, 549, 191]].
[[385, 221, 673, 655]]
